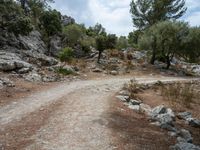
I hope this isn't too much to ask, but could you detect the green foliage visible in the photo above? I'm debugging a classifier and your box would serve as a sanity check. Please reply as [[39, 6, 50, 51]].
[[63, 24, 86, 47], [130, 0, 187, 30], [106, 34, 117, 49], [117, 36, 129, 50], [182, 27, 200, 63], [96, 35, 107, 52], [7, 16, 33, 35], [39, 9, 62, 36], [128, 30, 141, 46], [56, 68, 74, 75], [80, 37, 95, 53], [0, 0, 33, 35], [139, 21, 189, 68], [58, 47, 73, 65], [86, 23, 106, 37]]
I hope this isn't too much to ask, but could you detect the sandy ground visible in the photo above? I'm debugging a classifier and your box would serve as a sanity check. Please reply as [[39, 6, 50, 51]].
[[0, 76, 197, 150]]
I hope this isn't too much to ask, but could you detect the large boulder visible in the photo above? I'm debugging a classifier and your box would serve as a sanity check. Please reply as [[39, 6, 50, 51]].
[[0, 51, 32, 72], [177, 112, 192, 120], [150, 105, 175, 126], [21, 51, 58, 66]]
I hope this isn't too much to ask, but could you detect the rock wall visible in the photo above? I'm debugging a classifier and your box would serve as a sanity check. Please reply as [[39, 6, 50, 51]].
[[0, 29, 58, 73]]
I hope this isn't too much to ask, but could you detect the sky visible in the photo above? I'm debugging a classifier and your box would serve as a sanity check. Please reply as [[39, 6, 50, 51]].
[[51, 0, 200, 36]]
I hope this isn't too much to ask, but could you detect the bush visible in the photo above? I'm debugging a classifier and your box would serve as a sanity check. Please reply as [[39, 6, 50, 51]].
[[138, 21, 189, 68], [80, 37, 95, 53], [117, 36, 129, 50], [63, 24, 85, 47], [8, 16, 33, 35], [58, 47, 73, 66], [39, 9, 62, 36], [56, 68, 74, 75]]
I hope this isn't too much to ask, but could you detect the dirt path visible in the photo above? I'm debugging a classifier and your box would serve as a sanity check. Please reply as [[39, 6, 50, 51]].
[[0, 76, 196, 149]]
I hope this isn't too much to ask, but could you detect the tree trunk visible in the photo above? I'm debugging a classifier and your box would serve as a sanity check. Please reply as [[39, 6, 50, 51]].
[[166, 56, 171, 69], [97, 51, 102, 63], [150, 49, 156, 65], [150, 36, 157, 65]]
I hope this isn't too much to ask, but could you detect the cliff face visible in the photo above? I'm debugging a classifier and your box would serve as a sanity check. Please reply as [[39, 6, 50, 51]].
[[0, 29, 58, 73]]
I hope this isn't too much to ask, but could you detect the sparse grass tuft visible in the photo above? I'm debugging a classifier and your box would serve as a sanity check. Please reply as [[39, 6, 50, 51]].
[[123, 79, 141, 99], [56, 68, 74, 75], [161, 82, 197, 108]]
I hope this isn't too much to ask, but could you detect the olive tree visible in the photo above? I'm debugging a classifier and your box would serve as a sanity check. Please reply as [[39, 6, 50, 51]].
[[139, 21, 189, 68]]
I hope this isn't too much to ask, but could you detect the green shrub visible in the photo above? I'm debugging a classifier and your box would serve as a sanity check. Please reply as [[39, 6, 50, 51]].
[[39, 9, 62, 36], [56, 68, 74, 75], [80, 38, 94, 53], [63, 24, 85, 47], [8, 16, 33, 35], [58, 47, 73, 66]]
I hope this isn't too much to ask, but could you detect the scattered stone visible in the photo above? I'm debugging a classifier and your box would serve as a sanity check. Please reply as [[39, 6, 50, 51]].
[[93, 68, 103, 73], [25, 72, 42, 82], [110, 70, 118, 75], [155, 113, 174, 125], [178, 129, 193, 143], [177, 112, 192, 120], [166, 108, 176, 119], [168, 131, 177, 137], [139, 103, 152, 115], [187, 118, 200, 128], [151, 105, 167, 118], [17, 67, 32, 74], [42, 75, 59, 82], [128, 105, 140, 111], [0, 78, 15, 87], [118, 90, 130, 96], [170, 142, 200, 150], [130, 99, 142, 105], [116, 95, 129, 102], [160, 124, 176, 132]]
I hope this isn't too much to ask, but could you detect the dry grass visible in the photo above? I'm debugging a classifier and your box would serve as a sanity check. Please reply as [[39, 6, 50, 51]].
[[160, 82, 199, 108], [123, 79, 142, 99], [123, 60, 135, 73]]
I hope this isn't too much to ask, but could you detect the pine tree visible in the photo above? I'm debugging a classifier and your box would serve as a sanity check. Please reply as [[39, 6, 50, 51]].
[[130, 0, 187, 30]]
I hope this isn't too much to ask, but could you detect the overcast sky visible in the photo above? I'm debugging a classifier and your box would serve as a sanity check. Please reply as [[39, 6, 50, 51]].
[[51, 0, 200, 36]]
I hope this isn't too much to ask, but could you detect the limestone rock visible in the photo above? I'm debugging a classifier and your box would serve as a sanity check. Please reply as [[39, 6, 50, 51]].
[[0, 51, 32, 71], [49, 35, 62, 57], [110, 70, 118, 75], [170, 142, 200, 150], [177, 112, 192, 120]]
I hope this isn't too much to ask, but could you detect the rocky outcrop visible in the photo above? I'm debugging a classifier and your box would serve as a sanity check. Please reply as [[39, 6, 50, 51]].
[[62, 15, 75, 26], [49, 35, 62, 57], [0, 51, 32, 72], [18, 31, 48, 54], [0, 29, 58, 75]]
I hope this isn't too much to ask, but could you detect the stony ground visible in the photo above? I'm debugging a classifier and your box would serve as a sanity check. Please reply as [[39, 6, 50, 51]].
[[0, 75, 196, 150]]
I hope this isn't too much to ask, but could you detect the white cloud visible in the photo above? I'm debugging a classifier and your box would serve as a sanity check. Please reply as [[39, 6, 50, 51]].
[[51, 0, 200, 36], [87, 0, 133, 36]]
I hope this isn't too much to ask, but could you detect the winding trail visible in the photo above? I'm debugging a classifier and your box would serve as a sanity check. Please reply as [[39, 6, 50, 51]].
[[0, 76, 197, 149]]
